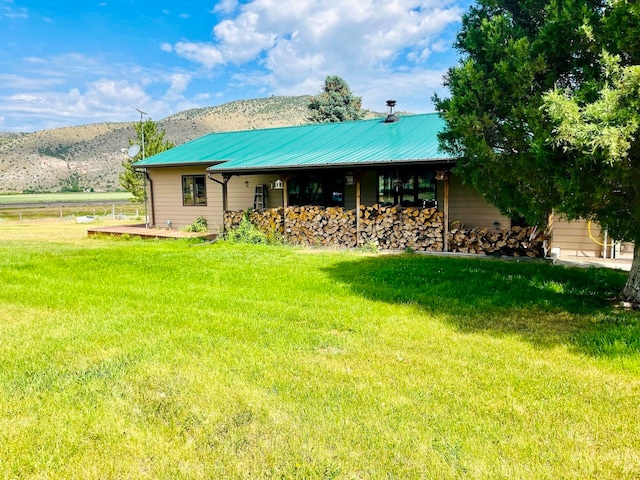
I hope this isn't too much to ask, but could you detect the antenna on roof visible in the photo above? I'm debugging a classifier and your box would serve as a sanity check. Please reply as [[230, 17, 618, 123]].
[[384, 100, 398, 123]]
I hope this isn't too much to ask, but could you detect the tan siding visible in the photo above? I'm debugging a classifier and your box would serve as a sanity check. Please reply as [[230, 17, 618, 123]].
[[447, 174, 511, 229], [226, 174, 280, 211], [551, 216, 633, 258], [551, 217, 602, 257], [616, 242, 635, 260], [266, 179, 285, 208], [148, 167, 220, 230], [149, 169, 280, 231]]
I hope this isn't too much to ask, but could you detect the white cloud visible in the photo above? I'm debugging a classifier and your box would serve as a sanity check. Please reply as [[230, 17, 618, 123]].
[[3, 6, 27, 19], [213, 0, 238, 15], [431, 39, 450, 53], [0, 58, 184, 131], [166, 0, 463, 101], [0, 73, 65, 90], [172, 42, 224, 69], [407, 47, 432, 63], [164, 73, 192, 101], [213, 12, 277, 63]]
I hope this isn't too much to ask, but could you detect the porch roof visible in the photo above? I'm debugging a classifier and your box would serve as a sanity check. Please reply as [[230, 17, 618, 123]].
[[134, 113, 451, 172]]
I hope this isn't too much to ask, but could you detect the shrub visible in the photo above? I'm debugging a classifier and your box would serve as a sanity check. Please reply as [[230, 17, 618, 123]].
[[225, 212, 270, 244], [183, 216, 208, 233]]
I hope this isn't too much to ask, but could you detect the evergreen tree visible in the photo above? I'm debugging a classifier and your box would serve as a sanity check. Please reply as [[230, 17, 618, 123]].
[[119, 119, 175, 202], [434, 0, 640, 303], [308, 76, 364, 123]]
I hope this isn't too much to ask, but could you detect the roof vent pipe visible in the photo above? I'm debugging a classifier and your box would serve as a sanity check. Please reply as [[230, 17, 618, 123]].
[[384, 100, 398, 123]]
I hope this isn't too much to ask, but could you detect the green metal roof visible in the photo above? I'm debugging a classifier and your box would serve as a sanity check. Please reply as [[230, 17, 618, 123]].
[[134, 113, 450, 172]]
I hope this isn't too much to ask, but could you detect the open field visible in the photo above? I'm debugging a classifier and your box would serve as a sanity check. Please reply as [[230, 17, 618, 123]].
[[0, 192, 140, 222], [0, 192, 133, 205], [0, 223, 639, 479]]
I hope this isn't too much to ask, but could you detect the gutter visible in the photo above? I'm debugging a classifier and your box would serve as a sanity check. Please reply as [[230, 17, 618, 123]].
[[145, 169, 155, 227], [206, 158, 456, 176], [134, 167, 155, 227]]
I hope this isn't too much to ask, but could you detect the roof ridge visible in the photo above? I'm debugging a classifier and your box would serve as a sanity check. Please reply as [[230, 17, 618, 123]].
[[204, 112, 439, 136]]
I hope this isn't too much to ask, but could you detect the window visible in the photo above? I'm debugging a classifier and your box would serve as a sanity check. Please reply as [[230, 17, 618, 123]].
[[182, 175, 207, 206], [288, 173, 344, 207], [378, 169, 436, 207]]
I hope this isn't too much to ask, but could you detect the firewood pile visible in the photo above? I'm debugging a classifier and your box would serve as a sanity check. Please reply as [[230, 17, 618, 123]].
[[224, 206, 544, 257], [448, 225, 545, 257], [225, 208, 285, 234], [358, 204, 444, 251], [225, 205, 445, 251], [284, 206, 357, 246]]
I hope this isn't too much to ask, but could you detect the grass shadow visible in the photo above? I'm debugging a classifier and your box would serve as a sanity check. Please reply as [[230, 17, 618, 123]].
[[324, 253, 640, 358]]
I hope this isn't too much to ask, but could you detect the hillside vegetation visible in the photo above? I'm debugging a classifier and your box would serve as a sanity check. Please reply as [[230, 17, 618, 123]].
[[0, 96, 375, 194]]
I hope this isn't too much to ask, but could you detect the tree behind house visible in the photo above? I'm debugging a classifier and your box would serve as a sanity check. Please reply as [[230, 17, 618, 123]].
[[434, 0, 640, 303], [119, 119, 175, 203], [308, 76, 364, 123]]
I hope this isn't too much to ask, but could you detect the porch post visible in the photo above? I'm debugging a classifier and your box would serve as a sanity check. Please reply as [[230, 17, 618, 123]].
[[355, 171, 364, 247], [280, 174, 290, 239], [208, 173, 232, 232], [282, 176, 289, 208], [443, 172, 450, 252], [222, 174, 231, 213]]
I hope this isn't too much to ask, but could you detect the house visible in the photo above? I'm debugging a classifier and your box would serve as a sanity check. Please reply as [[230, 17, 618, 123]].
[[134, 108, 629, 258]]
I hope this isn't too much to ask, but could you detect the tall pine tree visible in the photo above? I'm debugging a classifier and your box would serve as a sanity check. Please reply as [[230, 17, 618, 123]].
[[120, 119, 174, 203], [435, 0, 640, 303], [308, 76, 364, 123]]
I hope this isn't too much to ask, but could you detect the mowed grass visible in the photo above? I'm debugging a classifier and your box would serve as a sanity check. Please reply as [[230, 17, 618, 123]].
[[0, 223, 639, 479]]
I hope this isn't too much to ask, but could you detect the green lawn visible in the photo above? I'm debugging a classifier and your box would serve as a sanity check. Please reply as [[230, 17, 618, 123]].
[[0, 223, 639, 479]]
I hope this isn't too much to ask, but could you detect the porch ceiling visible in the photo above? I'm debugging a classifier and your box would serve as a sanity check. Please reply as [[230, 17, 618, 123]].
[[135, 113, 452, 172]]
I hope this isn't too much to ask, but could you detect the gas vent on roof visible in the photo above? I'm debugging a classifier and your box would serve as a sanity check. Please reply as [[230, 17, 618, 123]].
[[384, 100, 399, 123]]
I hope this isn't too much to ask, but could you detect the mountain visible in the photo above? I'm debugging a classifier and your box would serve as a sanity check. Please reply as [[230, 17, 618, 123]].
[[1, 95, 385, 193]]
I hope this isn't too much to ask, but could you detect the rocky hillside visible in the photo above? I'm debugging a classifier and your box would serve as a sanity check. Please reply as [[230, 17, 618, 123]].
[[1, 95, 371, 193]]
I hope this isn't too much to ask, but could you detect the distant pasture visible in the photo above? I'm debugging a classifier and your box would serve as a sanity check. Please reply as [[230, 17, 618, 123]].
[[0, 192, 139, 222]]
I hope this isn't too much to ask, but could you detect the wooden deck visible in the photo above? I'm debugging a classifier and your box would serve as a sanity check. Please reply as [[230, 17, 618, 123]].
[[87, 224, 217, 240]]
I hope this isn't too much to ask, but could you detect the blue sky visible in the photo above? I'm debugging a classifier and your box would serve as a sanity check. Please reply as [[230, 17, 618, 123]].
[[1, 0, 473, 132]]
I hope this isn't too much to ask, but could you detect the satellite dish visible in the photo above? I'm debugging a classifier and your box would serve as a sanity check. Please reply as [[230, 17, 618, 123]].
[[127, 144, 141, 158]]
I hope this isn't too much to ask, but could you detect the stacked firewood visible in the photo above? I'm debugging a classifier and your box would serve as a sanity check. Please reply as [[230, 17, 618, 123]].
[[225, 208, 284, 233], [225, 206, 544, 257], [225, 205, 445, 250], [358, 205, 444, 251], [448, 226, 545, 257], [283, 206, 357, 246]]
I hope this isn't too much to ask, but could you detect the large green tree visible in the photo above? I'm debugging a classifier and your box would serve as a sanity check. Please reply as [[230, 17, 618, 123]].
[[119, 119, 175, 202], [308, 76, 364, 123], [434, 0, 640, 303]]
